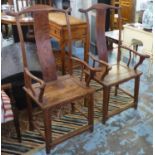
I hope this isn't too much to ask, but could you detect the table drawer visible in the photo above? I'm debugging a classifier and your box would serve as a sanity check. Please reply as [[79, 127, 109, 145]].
[[64, 27, 86, 40]]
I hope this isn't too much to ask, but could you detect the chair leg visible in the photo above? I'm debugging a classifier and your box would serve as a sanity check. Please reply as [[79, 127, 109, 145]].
[[60, 42, 66, 75], [84, 96, 88, 107], [71, 102, 75, 113], [114, 85, 119, 96], [88, 94, 94, 132], [102, 87, 110, 124], [84, 74, 90, 107], [134, 76, 140, 109], [43, 109, 52, 154], [26, 95, 34, 131], [12, 107, 22, 142]]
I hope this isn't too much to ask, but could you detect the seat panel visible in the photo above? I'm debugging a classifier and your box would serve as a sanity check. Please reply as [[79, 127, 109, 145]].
[[100, 64, 142, 86], [32, 75, 94, 109]]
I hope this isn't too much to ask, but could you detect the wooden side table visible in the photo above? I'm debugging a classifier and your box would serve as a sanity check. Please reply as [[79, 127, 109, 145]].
[[48, 13, 88, 74], [105, 30, 120, 49]]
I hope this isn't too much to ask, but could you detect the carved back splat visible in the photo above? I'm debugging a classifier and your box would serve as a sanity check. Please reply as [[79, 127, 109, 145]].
[[33, 11, 57, 81], [96, 8, 107, 62]]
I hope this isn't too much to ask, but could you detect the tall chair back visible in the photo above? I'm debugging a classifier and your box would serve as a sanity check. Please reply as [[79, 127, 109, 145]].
[[79, 3, 122, 62], [9, 5, 72, 82]]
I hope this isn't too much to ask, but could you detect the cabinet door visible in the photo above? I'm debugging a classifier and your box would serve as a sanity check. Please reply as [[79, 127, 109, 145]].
[[120, 0, 134, 24], [110, 0, 134, 29]]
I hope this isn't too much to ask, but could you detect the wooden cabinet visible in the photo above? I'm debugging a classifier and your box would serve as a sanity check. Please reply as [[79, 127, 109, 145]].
[[110, 0, 135, 29], [120, 0, 134, 23]]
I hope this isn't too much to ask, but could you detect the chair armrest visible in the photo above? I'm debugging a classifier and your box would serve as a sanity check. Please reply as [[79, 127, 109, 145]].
[[120, 45, 150, 70], [88, 53, 112, 80], [71, 56, 102, 86], [89, 53, 111, 68], [71, 56, 111, 85], [71, 56, 103, 72], [24, 68, 46, 102]]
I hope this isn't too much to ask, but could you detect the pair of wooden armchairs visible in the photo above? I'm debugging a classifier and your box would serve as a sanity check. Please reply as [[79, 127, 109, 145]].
[[9, 4, 149, 154]]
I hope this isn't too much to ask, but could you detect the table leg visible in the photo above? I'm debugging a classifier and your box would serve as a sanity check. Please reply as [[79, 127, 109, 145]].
[[60, 42, 66, 75], [84, 35, 89, 63]]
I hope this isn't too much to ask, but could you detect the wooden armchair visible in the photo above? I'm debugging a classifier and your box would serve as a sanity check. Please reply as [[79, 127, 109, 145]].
[[77, 4, 150, 123], [8, 5, 101, 154]]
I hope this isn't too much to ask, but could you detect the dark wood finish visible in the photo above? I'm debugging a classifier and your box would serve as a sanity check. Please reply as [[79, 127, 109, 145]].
[[78, 3, 149, 123], [8, 5, 97, 154], [1, 83, 22, 142], [33, 11, 57, 81]]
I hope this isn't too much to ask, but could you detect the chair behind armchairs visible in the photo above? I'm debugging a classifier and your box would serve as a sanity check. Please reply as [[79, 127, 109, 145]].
[[8, 5, 101, 153], [15, 0, 52, 11], [78, 3, 149, 123], [14, 0, 52, 41], [1, 83, 22, 142]]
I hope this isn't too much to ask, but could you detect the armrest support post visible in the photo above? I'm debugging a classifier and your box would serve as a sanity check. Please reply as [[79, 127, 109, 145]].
[[120, 45, 150, 70], [24, 68, 46, 102]]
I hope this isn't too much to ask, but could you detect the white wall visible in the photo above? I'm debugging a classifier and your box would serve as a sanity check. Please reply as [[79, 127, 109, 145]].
[[70, 0, 92, 19]]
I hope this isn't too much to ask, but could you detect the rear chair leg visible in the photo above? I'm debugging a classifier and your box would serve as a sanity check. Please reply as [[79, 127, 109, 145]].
[[115, 85, 119, 96], [84, 97, 88, 107], [71, 102, 75, 113], [26, 95, 35, 131], [102, 87, 110, 124], [134, 76, 140, 109], [84, 74, 90, 107], [60, 43, 66, 75], [88, 94, 94, 132], [12, 106, 22, 142]]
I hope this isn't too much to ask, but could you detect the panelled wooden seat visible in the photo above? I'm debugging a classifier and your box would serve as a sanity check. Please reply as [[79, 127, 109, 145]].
[[25, 74, 94, 109], [8, 5, 100, 154], [95, 63, 142, 87]]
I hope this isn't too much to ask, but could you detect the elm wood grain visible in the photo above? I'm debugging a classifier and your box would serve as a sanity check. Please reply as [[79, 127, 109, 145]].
[[23, 74, 94, 109], [33, 11, 57, 81], [78, 3, 149, 123], [1, 83, 22, 142], [10, 5, 97, 154]]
